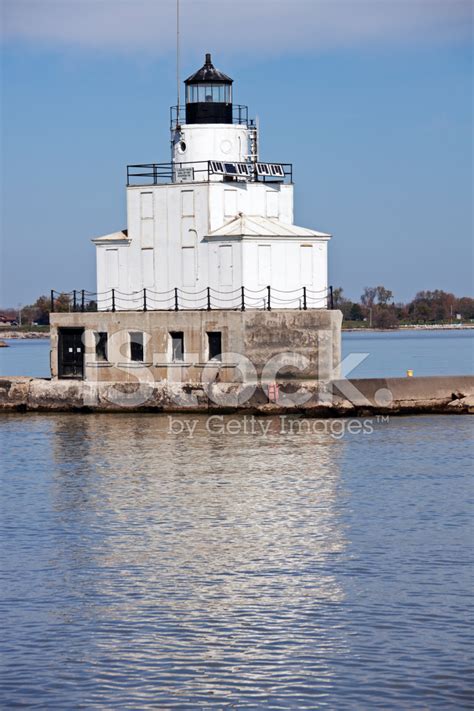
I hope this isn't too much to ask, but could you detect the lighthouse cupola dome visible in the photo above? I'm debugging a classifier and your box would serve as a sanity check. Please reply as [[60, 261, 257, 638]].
[[184, 53, 233, 124]]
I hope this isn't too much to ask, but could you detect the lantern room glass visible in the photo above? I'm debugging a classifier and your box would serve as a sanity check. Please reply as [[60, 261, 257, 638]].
[[187, 84, 231, 104]]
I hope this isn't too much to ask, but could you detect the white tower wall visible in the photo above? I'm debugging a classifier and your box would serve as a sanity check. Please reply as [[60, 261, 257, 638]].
[[172, 123, 249, 177]]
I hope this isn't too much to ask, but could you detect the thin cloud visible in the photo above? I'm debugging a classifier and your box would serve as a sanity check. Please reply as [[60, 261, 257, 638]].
[[2, 0, 472, 56]]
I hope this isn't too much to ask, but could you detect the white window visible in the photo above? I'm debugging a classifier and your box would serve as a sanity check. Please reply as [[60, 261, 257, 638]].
[[140, 192, 153, 219], [300, 245, 313, 285], [266, 191, 279, 218], [181, 190, 194, 217], [224, 190, 237, 217], [141, 248, 155, 288], [258, 245, 271, 286], [218, 244, 233, 287], [182, 246, 196, 287], [140, 192, 154, 246]]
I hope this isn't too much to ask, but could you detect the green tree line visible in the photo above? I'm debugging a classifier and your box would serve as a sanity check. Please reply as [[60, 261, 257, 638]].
[[1, 294, 96, 326], [333, 287, 474, 328]]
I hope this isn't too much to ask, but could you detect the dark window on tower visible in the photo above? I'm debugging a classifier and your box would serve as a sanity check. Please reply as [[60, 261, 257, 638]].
[[170, 332, 184, 362], [130, 332, 144, 362], [207, 332, 222, 361], [95, 332, 108, 361]]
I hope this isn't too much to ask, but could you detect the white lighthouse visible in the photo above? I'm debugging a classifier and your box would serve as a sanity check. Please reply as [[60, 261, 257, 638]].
[[93, 53, 331, 310], [50, 54, 341, 384]]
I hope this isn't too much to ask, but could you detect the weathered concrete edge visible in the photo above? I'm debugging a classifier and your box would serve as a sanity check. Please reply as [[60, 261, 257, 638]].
[[0, 375, 473, 415]]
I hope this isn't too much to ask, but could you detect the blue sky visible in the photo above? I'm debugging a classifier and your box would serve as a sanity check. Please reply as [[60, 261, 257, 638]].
[[1, 0, 472, 306]]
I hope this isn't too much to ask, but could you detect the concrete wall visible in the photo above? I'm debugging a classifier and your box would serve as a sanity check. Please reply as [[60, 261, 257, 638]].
[[50, 309, 342, 384], [242, 310, 340, 381]]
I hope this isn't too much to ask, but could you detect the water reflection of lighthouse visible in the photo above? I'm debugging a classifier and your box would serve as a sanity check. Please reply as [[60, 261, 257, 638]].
[[51, 414, 350, 703]]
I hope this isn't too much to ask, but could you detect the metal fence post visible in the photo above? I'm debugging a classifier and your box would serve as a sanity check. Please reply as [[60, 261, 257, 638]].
[[143, 288, 147, 312], [81, 290, 85, 312], [73, 290, 77, 312], [267, 285, 271, 311], [207, 287, 211, 311], [50, 290, 54, 313], [112, 289, 116, 312], [241, 286, 245, 311], [329, 285, 334, 310], [303, 286, 307, 310], [174, 288, 179, 311]]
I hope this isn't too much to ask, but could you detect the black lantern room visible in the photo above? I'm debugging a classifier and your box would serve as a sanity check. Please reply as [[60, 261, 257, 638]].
[[184, 53, 233, 124]]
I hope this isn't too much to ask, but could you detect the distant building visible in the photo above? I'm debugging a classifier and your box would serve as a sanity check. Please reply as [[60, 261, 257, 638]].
[[50, 54, 341, 383]]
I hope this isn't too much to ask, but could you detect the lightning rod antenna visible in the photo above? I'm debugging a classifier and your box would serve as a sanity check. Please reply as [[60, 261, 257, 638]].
[[176, 0, 180, 125]]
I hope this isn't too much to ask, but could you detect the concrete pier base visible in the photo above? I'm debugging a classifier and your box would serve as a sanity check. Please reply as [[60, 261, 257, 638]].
[[0, 375, 473, 415]]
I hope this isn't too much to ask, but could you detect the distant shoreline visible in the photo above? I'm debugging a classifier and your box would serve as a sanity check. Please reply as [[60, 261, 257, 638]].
[[0, 331, 49, 340], [343, 324, 474, 332]]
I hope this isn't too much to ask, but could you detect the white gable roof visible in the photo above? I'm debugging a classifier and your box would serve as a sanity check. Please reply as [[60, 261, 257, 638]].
[[206, 214, 331, 239], [92, 229, 130, 244]]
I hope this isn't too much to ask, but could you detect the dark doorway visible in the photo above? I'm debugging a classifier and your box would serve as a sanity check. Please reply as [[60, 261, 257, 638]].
[[130, 332, 144, 362], [207, 332, 222, 361], [95, 332, 108, 361], [58, 328, 85, 379]]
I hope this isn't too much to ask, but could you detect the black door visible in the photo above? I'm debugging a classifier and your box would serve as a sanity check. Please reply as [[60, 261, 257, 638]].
[[58, 328, 85, 378]]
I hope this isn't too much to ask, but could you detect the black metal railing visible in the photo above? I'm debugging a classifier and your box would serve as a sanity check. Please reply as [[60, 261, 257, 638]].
[[127, 160, 293, 186], [50, 286, 334, 313], [170, 104, 252, 129]]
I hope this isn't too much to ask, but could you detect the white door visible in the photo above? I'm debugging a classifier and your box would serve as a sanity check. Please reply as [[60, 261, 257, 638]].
[[105, 248, 119, 288], [300, 245, 313, 285], [141, 248, 155, 288], [218, 244, 233, 287]]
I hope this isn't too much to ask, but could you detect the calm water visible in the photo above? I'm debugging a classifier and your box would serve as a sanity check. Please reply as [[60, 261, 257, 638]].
[[0, 329, 473, 379], [343, 329, 473, 378], [0, 413, 472, 709], [1, 332, 473, 707], [0, 338, 51, 378]]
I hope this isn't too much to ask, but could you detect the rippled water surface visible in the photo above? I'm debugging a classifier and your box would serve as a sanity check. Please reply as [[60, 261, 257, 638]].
[[1, 413, 472, 709]]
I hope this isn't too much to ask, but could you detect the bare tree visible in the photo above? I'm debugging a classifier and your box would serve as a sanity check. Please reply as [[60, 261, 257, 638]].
[[361, 286, 377, 307], [375, 286, 393, 306]]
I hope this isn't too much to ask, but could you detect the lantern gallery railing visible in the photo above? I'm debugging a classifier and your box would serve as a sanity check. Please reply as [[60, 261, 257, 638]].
[[170, 104, 252, 129], [126, 160, 293, 186], [50, 286, 334, 313]]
